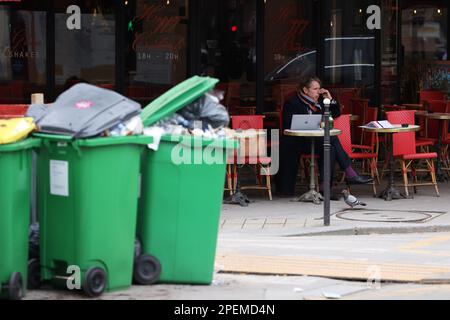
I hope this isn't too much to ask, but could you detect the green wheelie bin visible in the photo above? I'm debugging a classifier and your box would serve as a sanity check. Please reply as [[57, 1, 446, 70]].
[[35, 134, 153, 297], [0, 138, 40, 300], [138, 76, 237, 284]]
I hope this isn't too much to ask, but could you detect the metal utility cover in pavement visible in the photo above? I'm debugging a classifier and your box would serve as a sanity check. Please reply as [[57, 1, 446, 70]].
[[335, 209, 446, 223]]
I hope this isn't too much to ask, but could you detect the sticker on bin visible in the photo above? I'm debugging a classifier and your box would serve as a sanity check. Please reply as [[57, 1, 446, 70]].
[[75, 100, 93, 109], [50, 160, 69, 196]]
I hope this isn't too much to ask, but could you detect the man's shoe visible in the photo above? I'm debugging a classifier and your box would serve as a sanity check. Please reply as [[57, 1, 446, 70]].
[[346, 175, 373, 185]]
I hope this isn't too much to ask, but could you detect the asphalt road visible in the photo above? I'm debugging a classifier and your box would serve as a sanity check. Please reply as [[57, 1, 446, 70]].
[[25, 232, 450, 300]]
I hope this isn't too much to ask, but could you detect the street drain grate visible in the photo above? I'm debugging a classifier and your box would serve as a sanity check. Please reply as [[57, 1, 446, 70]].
[[334, 208, 446, 223]]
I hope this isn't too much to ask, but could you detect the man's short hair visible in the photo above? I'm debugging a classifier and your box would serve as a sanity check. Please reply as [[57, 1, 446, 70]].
[[299, 76, 322, 91]]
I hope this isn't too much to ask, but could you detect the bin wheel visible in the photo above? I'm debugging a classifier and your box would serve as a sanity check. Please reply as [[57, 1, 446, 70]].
[[83, 267, 107, 297], [133, 254, 161, 285], [8, 272, 24, 300], [27, 259, 41, 289]]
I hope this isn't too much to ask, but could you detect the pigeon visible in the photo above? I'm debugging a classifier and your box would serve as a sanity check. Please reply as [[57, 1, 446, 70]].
[[341, 189, 366, 208]]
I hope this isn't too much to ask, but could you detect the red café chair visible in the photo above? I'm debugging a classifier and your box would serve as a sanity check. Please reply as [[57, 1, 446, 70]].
[[353, 107, 378, 152], [229, 115, 272, 200], [414, 100, 447, 155], [352, 107, 380, 177], [427, 100, 447, 141], [334, 114, 379, 195], [438, 101, 450, 172], [419, 90, 446, 142], [381, 109, 434, 177], [350, 98, 369, 145], [386, 110, 439, 197], [336, 88, 359, 114], [419, 90, 446, 105]]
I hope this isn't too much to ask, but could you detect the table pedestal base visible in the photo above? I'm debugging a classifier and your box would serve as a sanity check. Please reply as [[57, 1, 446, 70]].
[[293, 189, 323, 205], [224, 192, 251, 207], [378, 186, 406, 201]]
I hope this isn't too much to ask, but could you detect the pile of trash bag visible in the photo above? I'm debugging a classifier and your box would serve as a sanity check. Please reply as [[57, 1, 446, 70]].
[[29, 223, 40, 260], [150, 89, 231, 139]]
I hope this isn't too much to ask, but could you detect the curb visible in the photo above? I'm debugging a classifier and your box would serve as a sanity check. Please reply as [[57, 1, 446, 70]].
[[285, 225, 450, 237]]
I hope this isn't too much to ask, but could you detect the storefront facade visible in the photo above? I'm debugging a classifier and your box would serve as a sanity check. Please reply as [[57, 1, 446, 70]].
[[0, 0, 448, 113]]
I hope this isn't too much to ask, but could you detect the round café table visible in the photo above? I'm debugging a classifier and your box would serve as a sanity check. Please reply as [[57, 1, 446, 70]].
[[426, 113, 450, 181], [360, 125, 420, 201], [284, 129, 342, 204]]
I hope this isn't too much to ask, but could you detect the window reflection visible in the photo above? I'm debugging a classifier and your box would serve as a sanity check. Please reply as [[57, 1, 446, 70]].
[[125, 0, 188, 105], [0, 6, 46, 103], [54, 1, 116, 96], [199, 0, 256, 116], [264, 0, 314, 125]]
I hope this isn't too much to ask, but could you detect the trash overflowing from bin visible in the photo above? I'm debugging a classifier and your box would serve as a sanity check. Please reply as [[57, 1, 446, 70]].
[[29, 83, 156, 297], [137, 76, 238, 285], [2, 75, 237, 299]]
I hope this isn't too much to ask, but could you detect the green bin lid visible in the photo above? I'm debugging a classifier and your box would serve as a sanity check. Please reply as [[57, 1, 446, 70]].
[[141, 76, 219, 127], [0, 137, 40, 152]]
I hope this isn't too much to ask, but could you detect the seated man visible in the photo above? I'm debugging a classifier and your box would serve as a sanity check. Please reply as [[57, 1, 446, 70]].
[[276, 76, 373, 197]]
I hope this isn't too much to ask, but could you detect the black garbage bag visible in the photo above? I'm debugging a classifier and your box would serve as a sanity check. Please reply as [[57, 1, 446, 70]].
[[134, 238, 142, 260], [177, 90, 229, 130], [29, 223, 40, 260]]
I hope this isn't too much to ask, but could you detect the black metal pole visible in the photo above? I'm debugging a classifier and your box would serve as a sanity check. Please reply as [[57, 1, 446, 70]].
[[323, 98, 331, 226]]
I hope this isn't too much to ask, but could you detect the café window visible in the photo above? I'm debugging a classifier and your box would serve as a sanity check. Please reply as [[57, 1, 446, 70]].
[[0, 4, 46, 104], [401, 1, 448, 101], [198, 0, 256, 115], [124, 0, 188, 105], [54, 1, 116, 96], [264, 0, 315, 118], [322, 0, 376, 104]]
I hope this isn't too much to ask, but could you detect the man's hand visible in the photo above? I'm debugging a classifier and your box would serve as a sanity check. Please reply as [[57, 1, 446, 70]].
[[319, 88, 333, 100]]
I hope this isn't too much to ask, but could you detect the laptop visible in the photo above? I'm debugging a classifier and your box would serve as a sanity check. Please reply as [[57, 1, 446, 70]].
[[290, 114, 322, 130]]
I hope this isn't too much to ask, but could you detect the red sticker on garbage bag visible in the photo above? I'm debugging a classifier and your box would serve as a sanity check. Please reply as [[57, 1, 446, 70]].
[[75, 100, 93, 109]]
